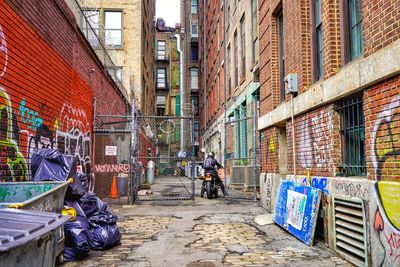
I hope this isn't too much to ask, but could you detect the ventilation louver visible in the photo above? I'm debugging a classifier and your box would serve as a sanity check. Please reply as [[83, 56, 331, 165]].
[[333, 197, 368, 267]]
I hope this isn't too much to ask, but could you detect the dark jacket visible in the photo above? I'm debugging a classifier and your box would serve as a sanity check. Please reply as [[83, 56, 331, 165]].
[[203, 157, 223, 171]]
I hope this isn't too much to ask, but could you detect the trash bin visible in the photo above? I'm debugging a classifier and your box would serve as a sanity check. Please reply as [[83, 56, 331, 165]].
[[147, 160, 155, 185], [117, 175, 128, 196], [0, 208, 70, 267], [0, 179, 71, 260]]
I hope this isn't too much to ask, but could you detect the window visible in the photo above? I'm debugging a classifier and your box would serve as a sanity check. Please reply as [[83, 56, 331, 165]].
[[191, 96, 199, 115], [157, 40, 166, 60], [348, 0, 363, 60], [191, 43, 199, 61], [156, 95, 166, 116], [251, 0, 259, 64], [277, 11, 285, 103], [157, 68, 166, 88], [234, 31, 238, 88], [336, 93, 366, 176], [82, 10, 100, 47], [190, 68, 199, 90], [191, 20, 199, 38], [194, 121, 199, 143], [313, 0, 324, 81], [240, 15, 246, 79], [104, 11, 122, 46], [191, 0, 198, 14], [107, 66, 122, 83]]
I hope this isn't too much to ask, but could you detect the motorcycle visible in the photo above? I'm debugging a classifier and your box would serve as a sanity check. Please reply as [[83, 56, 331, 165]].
[[200, 167, 222, 199]]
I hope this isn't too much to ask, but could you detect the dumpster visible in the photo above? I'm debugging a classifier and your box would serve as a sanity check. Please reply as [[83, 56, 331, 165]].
[[0, 208, 70, 267], [0, 179, 71, 260]]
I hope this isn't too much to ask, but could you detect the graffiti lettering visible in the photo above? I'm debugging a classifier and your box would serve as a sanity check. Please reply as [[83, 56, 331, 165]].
[[386, 233, 400, 259], [330, 181, 369, 199], [18, 99, 43, 131], [299, 111, 335, 173], [94, 164, 130, 173], [0, 23, 8, 77], [311, 177, 328, 194]]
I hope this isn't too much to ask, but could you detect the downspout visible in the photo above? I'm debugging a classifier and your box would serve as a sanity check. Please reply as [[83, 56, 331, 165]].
[[175, 33, 184, 152], [203, 0, 207, 149], [223, 0, 227, 170]]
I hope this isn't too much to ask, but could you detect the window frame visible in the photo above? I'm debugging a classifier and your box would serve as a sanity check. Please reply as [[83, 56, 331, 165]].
[[251, 0, 259, 65], [190, 68, 199, 90], [156, 68, 167, 88], [191, 0, 198, 14], [234, 30, 239, 88], [157, 40, 166, 60], [311, 0, 324, 82], [336, 93, 366, 176], [340, 0, 363, 64], [190, 43, 199, 61], [240, 14, 246, 80], [82, 9, 100, 47], [104, 10, 123, 47], [277, 11, 285, 103]]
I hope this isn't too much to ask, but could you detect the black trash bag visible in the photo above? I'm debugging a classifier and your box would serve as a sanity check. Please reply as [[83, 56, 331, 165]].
[[88, 211, 121, 250], [74, 172, 89, 191], [63, 200, 92, 261], [80, 192, 107, 217], [64, 218, 91, 261], [31, 149, 85, 198]]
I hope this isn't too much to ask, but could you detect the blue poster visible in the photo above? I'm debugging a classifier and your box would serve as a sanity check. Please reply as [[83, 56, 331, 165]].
[[273, 179, 322, 246]]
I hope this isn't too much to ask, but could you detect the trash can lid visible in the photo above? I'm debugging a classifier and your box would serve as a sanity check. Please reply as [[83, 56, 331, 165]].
[[0, 208, 71, 251]]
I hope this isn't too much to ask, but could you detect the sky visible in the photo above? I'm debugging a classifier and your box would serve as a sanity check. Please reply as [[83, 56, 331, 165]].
[[156, 0, 181, 27]]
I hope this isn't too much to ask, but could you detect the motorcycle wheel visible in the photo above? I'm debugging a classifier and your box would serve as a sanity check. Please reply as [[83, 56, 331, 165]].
[[214, 188, 218, 198], [206, 181, 213, 199]]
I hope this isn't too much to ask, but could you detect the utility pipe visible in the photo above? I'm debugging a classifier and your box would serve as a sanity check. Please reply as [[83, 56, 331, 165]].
[[175, 34, 184, 152]]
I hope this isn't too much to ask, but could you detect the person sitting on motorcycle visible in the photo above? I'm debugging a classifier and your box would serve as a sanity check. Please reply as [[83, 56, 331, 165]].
[[201, 152, 227, 196]]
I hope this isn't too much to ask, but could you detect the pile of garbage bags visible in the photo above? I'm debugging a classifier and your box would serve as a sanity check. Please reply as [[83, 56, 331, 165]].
[[31, 149, 121, 262]]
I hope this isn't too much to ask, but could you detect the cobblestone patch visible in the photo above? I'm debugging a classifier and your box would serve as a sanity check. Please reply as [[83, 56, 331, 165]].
[[186, 222, 352, 266], [63, 216, 177, 267]]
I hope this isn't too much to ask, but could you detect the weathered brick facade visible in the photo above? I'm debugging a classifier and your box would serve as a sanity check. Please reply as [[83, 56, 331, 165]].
[[0, 0, 127, 181], [258, 0, 400, 265]]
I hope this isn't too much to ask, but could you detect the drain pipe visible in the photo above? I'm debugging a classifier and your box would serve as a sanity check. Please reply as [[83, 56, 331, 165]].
[[175, 33, 184, 152], [203, 0, 207, 150]]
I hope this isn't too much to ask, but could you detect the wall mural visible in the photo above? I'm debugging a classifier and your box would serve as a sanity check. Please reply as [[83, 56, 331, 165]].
[[371, 95, 400, 266], [0, 13, 92, 182]]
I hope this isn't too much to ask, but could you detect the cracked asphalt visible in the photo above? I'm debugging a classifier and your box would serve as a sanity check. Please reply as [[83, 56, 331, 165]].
[[63, 183, 352, 267]]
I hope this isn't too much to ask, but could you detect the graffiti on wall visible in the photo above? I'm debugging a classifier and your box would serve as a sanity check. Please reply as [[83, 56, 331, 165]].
[[0, 17, 92, 181], [371, 95, 400, 266], [299, 110, 335, 173]]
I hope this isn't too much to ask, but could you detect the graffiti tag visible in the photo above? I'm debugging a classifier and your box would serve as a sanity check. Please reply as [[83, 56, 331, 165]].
[[18, 99, 43, 131], [94, 164, 130, 173], [0, 23, 8, 77]]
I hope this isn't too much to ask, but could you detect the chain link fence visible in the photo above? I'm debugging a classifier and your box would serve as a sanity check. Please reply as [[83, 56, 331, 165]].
[[133, 115, 196, 201], [224, 99, 260, 201]]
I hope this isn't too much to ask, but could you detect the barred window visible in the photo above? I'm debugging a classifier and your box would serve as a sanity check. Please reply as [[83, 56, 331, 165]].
[[336, 93, 366, 176]]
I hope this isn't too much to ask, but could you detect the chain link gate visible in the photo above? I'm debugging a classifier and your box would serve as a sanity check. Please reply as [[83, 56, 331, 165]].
[[93, 110, 134, 204], [132, 113, 196, 202], [224, 98, 260, 201]]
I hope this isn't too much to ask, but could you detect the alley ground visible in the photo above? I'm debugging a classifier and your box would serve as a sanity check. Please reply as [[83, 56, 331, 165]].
[[64, 181, 352, 267]]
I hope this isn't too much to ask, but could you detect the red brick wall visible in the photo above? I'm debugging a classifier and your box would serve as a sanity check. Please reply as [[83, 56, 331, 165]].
[[199, 0, 224, 129], [260, 127, 280, 173], [364, 75, 400, 182], [286, 105, 341, 177], [363, 0, 400, 57], [0, 0, 127, 181]]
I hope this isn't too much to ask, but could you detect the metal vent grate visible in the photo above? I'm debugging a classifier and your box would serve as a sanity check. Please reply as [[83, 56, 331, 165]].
[[333, 198, 368, 267]]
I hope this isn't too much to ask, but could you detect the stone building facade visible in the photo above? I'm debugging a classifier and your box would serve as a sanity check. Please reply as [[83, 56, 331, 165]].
[[70, 0, 155, 115], [257, 0, 400, 266]]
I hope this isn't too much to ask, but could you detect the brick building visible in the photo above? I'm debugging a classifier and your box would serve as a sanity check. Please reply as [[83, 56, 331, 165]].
[[0, 0, 128, 181], [181, 0, 200, 155], [257, 0, 400, 265], [69, 0, 156, 115], [155, 18, 180, 116], [199, 0, 260, 174]]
